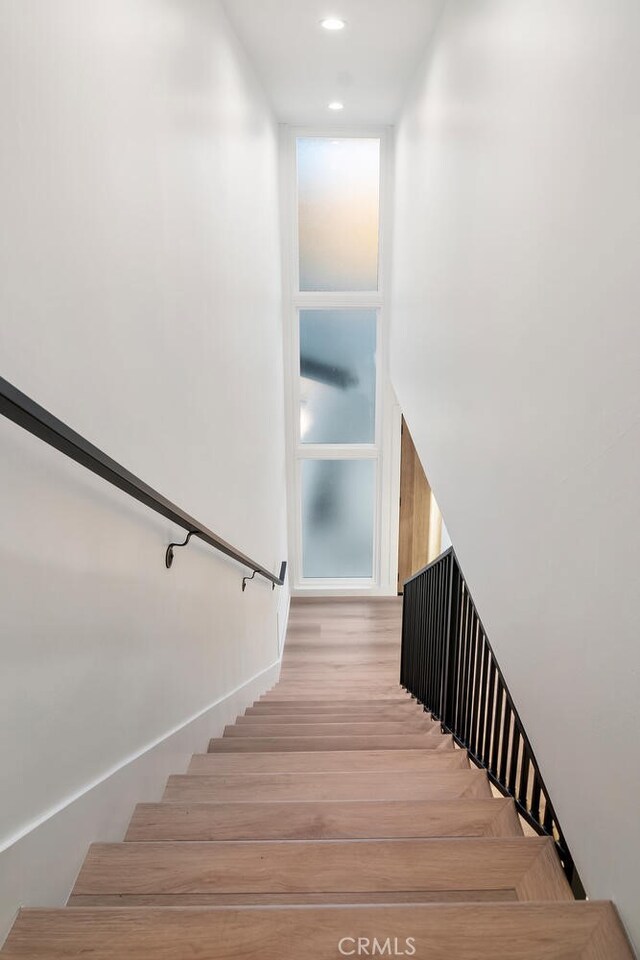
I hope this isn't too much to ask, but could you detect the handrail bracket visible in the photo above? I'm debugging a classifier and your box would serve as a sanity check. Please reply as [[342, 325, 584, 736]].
[[165, 530, 197, 569], [242, 570, 258, 592]]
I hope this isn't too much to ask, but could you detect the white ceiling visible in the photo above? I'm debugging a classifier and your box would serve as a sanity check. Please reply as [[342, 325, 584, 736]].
[[222, 0, 444, 126]]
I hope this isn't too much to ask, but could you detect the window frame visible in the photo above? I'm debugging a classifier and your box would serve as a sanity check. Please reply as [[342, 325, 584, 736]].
[[281, 125, 399, 595]]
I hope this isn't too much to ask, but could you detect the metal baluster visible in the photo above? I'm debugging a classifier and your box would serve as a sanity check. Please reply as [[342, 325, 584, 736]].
[[530, 773, 542, 824], [543, 798, 555, 834], [499, 701, 513, 783], [490, 683, 504, 775], [482, 660, 497, 765], [403, 582, 410, 694], [508, 726, 521, 796], [436, 559, 447, 721], [437, 563, 444, 708], [441, 553, 458, 727], [422, 571, 429, 705], [434, 561, 443, 712], [425, 566, 434, 710], [455, 588, 469, 736], [518, 748, 531, 812], [467, 624, 482, 753], [409, 581, 417, 698], [464, 594, 477, 745], [474, 638, 489, 762]]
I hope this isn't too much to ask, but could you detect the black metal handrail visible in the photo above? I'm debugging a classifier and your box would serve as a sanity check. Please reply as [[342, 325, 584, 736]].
[[0, 375, 287, 590], [401, 547, 584, 897]]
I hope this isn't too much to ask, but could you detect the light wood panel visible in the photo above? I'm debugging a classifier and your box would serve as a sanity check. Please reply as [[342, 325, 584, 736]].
[[245, 702, 423, 715], [187, 748, 466, 774], [223, 720, 435, 738], [398, 418, 434, 592], [162, 769, 491, 803], [261, 687, 410, 697], [259, 695, 413, 704], [70, 837, 572, 905], [274, 599, 404, 695], [208, 733, 450, 753], [125, 798, 522, 842], [5, 903, 634, 960], [236, 711, 433, 725]]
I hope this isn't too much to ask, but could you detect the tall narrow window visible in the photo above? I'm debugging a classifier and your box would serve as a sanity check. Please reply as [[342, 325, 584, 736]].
[[287, 132, 389, 588]]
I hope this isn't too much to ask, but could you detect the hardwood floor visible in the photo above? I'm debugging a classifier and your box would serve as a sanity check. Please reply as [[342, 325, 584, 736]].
[[1, 598, 633, 958]]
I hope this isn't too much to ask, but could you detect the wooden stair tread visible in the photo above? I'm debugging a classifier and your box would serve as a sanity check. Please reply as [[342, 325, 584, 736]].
[[245, 703, 424, 715], [125, 798, 523, 841], [162, 769, 491, 803], [237, 712, 432, 724], [223, 721, 436, 737], [258, 697, 420, 713], [208, 734, 449, 753], [4, 903, 634, 960], [69, 837, 572, 905], [259, 694, 413, 702], [278, 682, 403, 688], [187, 748, 467, 774]]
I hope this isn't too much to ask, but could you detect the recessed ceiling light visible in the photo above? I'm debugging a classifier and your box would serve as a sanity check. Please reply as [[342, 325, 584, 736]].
[[328, 101, 344, 111], [321, 17, 346, 31]]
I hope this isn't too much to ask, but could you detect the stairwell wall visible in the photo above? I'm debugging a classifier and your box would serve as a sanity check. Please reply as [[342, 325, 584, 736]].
[[391, 0, 640, 949], [0, 0, 287, 941]]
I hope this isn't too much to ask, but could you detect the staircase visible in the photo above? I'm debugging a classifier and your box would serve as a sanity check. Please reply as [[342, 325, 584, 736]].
[[1, 599, 633, 958]]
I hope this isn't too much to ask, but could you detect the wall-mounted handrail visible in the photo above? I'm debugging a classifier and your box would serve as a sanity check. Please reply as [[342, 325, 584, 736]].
[[0, 375, 287, 590], [401, 546, 584, 897]]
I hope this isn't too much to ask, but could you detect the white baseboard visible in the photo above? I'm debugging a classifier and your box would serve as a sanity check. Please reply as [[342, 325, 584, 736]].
[[0, 657, 281, 946], [277, 576, 291, 656]]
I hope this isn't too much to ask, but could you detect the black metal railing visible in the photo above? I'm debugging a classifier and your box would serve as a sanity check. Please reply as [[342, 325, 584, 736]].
[[401, 547, 584, 897], [0, 375, 286, 590]]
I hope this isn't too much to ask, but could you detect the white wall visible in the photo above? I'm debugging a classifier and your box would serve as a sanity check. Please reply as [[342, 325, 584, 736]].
[[440, 521, 452, 553], [391, 0, 640, 949], [0, 0, 287, 941]]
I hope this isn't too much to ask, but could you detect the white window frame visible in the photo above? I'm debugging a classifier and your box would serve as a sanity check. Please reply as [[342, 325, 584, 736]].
[[280, 125, 401, 596]]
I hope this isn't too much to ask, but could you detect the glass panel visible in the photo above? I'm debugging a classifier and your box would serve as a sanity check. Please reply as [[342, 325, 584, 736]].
[[297, 137, 380, 292], [300, 309, 376, 444], [301, 459, 375, 578]]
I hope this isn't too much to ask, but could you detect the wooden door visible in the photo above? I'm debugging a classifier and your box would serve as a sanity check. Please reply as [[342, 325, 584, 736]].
[[398, 418, 440, 593]]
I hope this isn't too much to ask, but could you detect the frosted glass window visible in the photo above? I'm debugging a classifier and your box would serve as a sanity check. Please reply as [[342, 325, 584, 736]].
[[300, 310, 376, 444], [297, 137, 380, 292], [301, 459, 375, 578]]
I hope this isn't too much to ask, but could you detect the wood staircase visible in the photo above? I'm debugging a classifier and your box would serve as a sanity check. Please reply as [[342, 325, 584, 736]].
[[1, 599, 633, 958]]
